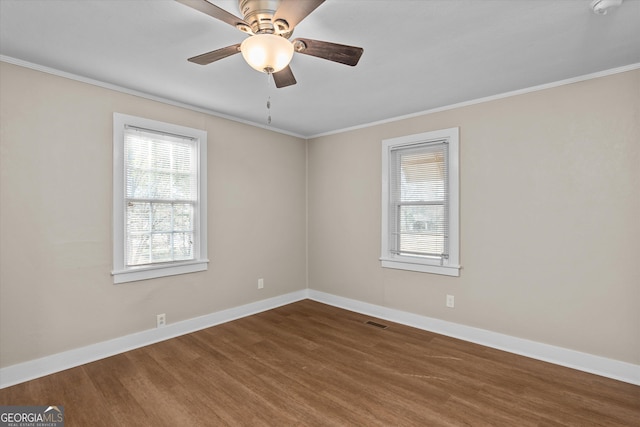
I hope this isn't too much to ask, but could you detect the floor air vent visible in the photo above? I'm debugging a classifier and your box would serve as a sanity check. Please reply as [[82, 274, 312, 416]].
[[365, 320, 388, 329]]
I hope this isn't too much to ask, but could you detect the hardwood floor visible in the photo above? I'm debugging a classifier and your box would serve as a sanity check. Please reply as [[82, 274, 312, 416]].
[[1, 300, 638, 426]]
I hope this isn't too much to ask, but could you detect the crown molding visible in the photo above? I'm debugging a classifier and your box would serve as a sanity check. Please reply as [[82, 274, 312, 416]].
[[0, 55, 306, 139], [308, 63, 640, 139]]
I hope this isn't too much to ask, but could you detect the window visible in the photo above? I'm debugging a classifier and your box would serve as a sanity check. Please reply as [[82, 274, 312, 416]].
[[112, 113, 208, 284], [381, 127, 459, 276]]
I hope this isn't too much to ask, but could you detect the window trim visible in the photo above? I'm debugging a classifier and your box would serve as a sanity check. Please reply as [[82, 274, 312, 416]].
[[381, 127, 460, 276], [112, 113, 208, 284]]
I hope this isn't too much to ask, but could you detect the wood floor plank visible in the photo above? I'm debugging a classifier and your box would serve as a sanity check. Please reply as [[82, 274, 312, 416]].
[[1, 300, 638, 426]]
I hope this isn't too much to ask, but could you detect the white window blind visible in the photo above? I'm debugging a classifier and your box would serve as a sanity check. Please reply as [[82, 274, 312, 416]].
[[124, 126, 198, 267], [389, 141, 449, 262]]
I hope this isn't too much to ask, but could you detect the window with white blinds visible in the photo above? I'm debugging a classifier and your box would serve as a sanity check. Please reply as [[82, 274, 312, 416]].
[[124, 126, 197, 266], [381, 128, 460, 276], [113, 113, 208, 284]]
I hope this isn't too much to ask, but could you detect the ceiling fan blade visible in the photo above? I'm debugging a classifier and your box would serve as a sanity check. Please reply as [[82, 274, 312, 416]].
[[273, 0, 325, 30], [273, 66, 297, 88], [176, 0, 251, 33], [188, 43, 241, 65], [293, 38, 363, 66]]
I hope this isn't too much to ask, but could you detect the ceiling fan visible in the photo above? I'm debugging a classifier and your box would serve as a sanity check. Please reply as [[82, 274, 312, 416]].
[[176, 0, 364, 88]]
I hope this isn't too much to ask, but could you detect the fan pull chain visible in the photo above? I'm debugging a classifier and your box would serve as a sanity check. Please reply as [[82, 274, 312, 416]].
[[265, 72, 274, 126], [267, 96, 271, 125]]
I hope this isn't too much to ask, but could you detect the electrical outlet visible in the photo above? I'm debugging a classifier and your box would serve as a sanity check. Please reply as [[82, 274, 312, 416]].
[[446, 295, 455, 308], [156, 313, 166, 328], [258, 278, 264, 289]]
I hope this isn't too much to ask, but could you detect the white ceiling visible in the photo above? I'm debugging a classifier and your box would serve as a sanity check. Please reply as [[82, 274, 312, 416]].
[[1, 0, 639, 137]]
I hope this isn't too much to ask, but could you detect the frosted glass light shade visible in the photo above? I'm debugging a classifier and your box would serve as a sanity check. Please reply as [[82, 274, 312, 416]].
[[240, 34, 294, 74]]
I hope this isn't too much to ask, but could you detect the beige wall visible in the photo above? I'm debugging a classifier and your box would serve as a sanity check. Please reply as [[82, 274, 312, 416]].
[[1, 61, 638, 370], [308, 70, 640, 364], [0, 63, 307, 367]]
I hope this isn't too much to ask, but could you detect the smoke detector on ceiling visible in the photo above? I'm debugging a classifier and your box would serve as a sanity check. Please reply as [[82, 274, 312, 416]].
[[591, 0, 624, 15]]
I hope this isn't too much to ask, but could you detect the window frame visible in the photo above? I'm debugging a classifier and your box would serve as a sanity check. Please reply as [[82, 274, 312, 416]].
[[112, 113, 208, 284], [381, 127, 460, 276]]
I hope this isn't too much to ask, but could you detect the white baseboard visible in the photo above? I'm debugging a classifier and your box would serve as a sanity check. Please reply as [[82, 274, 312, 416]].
[[308, 290, 640, 386], [0, 290, 308, 389], [2, 288, 638, 388]]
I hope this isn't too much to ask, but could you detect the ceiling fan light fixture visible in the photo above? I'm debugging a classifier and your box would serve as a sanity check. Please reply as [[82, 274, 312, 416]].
[[240, 34, 294, 74]]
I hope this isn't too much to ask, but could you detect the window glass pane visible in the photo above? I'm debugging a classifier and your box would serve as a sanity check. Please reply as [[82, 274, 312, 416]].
[[151, 172, 172, 199], [127, 233, 150, 266], [172, 142, 194, 173], [124, 129, 197, 201], [399, 204, 445, 256], [173, 203, 194, 231], [400, 150, 445, 202], [127, 202, 150, 232], [173, 232, 194, 260], [150, 140, 172, 170], [173, 173, 196, 200], [152, 203, 173, 232], [127, 169, 151, 199], [151, 234, 172, 262], [125, 138, 149, 170]]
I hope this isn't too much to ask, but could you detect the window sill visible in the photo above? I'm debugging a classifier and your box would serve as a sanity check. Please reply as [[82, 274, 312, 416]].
[[112, 259, 209, 284], [380, 258, 460, 277]]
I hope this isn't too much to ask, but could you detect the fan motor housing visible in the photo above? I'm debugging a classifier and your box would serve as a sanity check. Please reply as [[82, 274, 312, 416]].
[[238, 0, 288, 34]]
